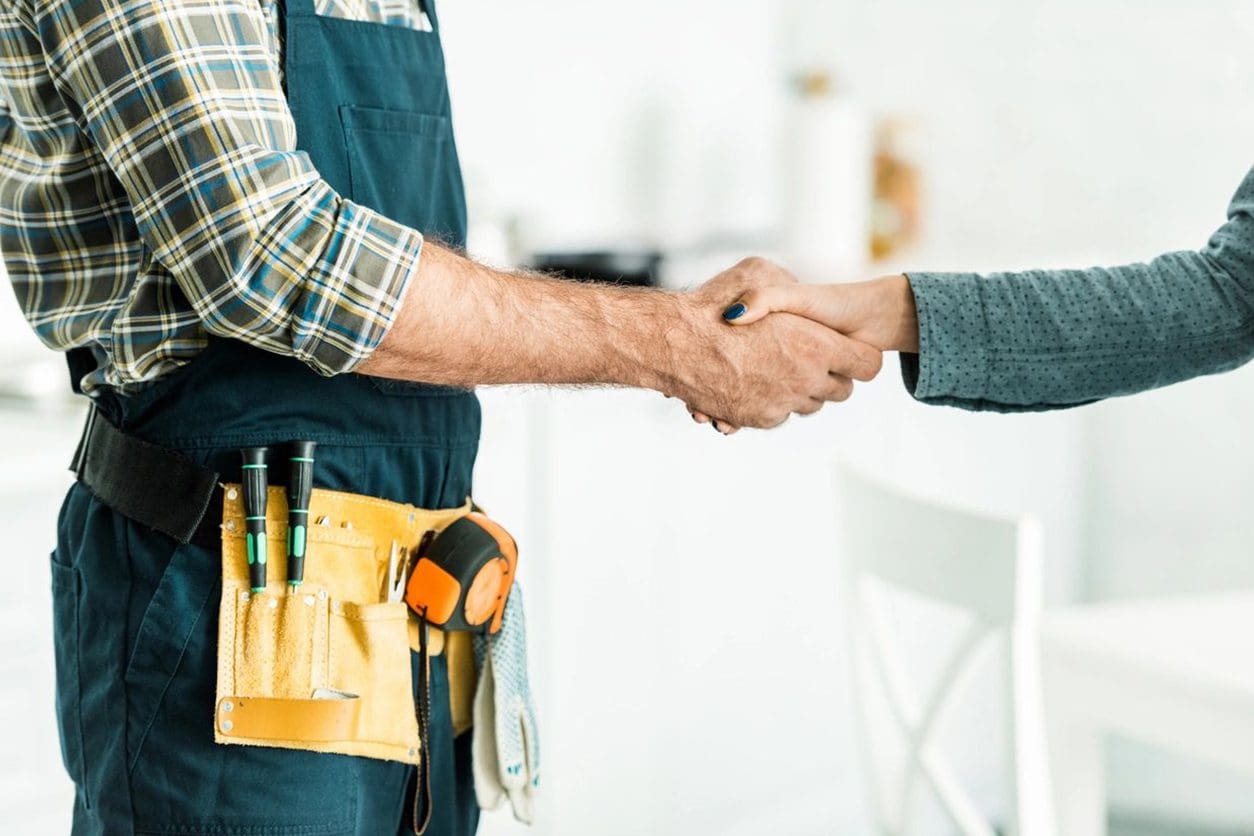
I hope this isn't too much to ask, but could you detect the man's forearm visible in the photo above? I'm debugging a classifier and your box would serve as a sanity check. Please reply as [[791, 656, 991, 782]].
[[359, 242, 689, 392], [360, 247, 884, 429]]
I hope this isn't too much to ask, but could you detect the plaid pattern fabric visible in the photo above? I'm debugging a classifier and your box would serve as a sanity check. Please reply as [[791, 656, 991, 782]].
[[316, 0, 429, 30], [0, 0, 431, 394]]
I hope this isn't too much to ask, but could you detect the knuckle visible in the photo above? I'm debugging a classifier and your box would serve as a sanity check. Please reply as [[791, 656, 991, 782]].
[[856, 348, 884, 381], [734, 403, 765, 428]]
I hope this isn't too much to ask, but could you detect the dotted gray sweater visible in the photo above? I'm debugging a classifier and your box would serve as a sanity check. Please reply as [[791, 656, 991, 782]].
[[901, 165, 1254, 412]]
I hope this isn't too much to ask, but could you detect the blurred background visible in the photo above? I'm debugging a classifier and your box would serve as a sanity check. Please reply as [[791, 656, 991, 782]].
[[5, 0, 1254, 833]]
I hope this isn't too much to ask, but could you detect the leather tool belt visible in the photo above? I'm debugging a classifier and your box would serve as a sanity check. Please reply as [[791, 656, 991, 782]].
[[71, 409, 478, 765], [215, 486, 477, 764]]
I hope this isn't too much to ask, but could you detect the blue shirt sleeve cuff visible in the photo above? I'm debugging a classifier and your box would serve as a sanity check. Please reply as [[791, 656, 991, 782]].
[[901, 271, 992, 405]]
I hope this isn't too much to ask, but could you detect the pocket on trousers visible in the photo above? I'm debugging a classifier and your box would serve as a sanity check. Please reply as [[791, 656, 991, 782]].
[[50, 556, 89, 807], [123, 537, 220, 769], [127, 532, 359, 835]]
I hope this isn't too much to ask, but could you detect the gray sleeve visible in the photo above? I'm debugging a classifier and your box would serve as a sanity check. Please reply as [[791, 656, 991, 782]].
[[900, 165, 1254, 412]]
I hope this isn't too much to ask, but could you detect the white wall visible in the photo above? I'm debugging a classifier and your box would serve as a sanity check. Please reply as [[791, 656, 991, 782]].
[[445, 0, 1254, 830], [0, 405, 84, 835], [439, 0, 782, 251]]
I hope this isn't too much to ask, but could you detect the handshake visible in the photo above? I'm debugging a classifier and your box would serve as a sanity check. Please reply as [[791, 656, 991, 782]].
[[364, 246, 920, 421], [666, 257, 919, 433]]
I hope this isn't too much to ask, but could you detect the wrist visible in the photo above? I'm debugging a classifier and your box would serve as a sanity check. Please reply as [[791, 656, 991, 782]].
[[602, 290, 696, 394], [870, 274, 919, 353]]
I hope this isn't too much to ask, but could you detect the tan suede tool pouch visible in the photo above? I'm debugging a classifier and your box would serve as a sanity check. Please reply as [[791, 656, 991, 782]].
[[215, 485, 476, 764]]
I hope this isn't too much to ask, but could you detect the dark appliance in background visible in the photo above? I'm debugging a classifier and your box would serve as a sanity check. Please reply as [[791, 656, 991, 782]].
[[531, 250, 663, 287]]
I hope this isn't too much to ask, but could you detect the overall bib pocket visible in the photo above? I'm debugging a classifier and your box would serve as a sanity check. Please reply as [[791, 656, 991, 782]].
[[49, 556, 88, 806], [340, 104, 463, 241]]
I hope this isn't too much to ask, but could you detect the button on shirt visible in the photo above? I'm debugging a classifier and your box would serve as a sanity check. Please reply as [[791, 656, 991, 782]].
[[0, 0, 435, 394]]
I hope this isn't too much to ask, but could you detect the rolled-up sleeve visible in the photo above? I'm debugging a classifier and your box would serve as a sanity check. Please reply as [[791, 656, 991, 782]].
[[31, 0, 422, 376], [900, 165, 1254, 412]]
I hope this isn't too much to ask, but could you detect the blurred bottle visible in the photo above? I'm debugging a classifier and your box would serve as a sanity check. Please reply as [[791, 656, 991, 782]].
[[783, 70, 872, 282], [870, 118, 922, 261]]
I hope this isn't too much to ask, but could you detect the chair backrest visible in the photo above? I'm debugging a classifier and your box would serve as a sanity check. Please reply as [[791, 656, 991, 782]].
[[835, 466, 1052, 836]]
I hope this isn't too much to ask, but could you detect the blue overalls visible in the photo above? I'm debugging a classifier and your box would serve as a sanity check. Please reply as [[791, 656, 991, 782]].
[[49, 0, 481, 832]]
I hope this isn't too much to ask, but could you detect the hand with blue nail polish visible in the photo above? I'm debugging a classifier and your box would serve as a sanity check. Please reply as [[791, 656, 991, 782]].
[[691, 272, 914, 431], [673, 257, 884, 431], [721, 275, 919, 355]]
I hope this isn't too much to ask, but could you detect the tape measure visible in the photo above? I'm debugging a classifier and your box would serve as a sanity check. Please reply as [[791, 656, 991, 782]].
[[405, 512, 517, 634]]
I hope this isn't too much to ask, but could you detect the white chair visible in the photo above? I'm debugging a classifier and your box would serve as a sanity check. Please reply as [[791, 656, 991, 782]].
[[835, 467, 1053, 836]]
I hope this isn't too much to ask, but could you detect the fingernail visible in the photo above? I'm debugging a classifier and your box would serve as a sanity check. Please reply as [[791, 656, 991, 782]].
[[722, 303, 746, 321]]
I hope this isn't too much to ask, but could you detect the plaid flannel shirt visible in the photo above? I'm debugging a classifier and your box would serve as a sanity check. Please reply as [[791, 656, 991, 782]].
[[0, 0, 432, 394]]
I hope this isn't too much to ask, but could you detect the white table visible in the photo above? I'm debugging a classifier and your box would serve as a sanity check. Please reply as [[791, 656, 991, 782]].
[[1042, 592, 1254, 835]]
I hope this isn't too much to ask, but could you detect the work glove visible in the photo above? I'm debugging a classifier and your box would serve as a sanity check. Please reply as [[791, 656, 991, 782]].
[[472, 585, 541, 824]]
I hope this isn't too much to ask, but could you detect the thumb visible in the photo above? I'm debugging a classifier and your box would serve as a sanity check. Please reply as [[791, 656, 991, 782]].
[[722, 284, 814, 326]]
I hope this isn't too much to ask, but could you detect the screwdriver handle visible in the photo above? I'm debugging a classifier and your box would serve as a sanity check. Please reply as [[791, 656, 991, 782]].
[[241, 447, 269, 593], [286, 441, 317, 589]]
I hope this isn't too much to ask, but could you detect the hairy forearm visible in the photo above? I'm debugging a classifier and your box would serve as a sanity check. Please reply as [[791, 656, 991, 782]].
[[359, 241, 692, 391]]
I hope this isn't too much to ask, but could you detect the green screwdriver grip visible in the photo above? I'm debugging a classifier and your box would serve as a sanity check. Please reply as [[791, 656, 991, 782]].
[[286, 441, 317, 588], [241, 447, 269, 594]]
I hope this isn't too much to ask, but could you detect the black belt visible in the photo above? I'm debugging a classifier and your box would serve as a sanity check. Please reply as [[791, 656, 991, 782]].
[[71, 407, 223, 547]]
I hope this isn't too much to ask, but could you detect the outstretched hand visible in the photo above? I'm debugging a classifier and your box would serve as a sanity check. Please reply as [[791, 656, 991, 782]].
[[722, 275, 919, 353], [688, 272, 919, 433], [667, 258, 884, 430]]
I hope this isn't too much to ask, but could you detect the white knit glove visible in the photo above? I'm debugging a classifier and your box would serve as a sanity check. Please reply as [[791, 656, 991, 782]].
[[472, 585, 540, 824]]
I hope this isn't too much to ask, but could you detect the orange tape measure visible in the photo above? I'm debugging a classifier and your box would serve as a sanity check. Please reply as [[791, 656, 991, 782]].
[[405, 512, 517, 634]]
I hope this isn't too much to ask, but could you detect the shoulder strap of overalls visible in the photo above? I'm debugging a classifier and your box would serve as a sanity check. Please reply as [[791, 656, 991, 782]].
[[284, 0, 316, 18], [420, 0, 440, 31]]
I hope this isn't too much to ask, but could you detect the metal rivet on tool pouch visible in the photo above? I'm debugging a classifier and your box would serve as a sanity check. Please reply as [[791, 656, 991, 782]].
[[304, 595, 315, 606], [221, 720, 233, 733], [268, 597, 278, 610], [240, 591, 250, 602], [408, 513, 415, 523], [408, 747, 417, 757], [318, 589, 328, 600], [222, 701, 234, 712], [226, 487, 239, 501], [224, 519, 237, 532]]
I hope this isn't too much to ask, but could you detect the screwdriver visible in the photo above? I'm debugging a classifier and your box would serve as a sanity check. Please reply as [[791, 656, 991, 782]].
[[241, 447, 269, 594], [286, 440, 317, 590]]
